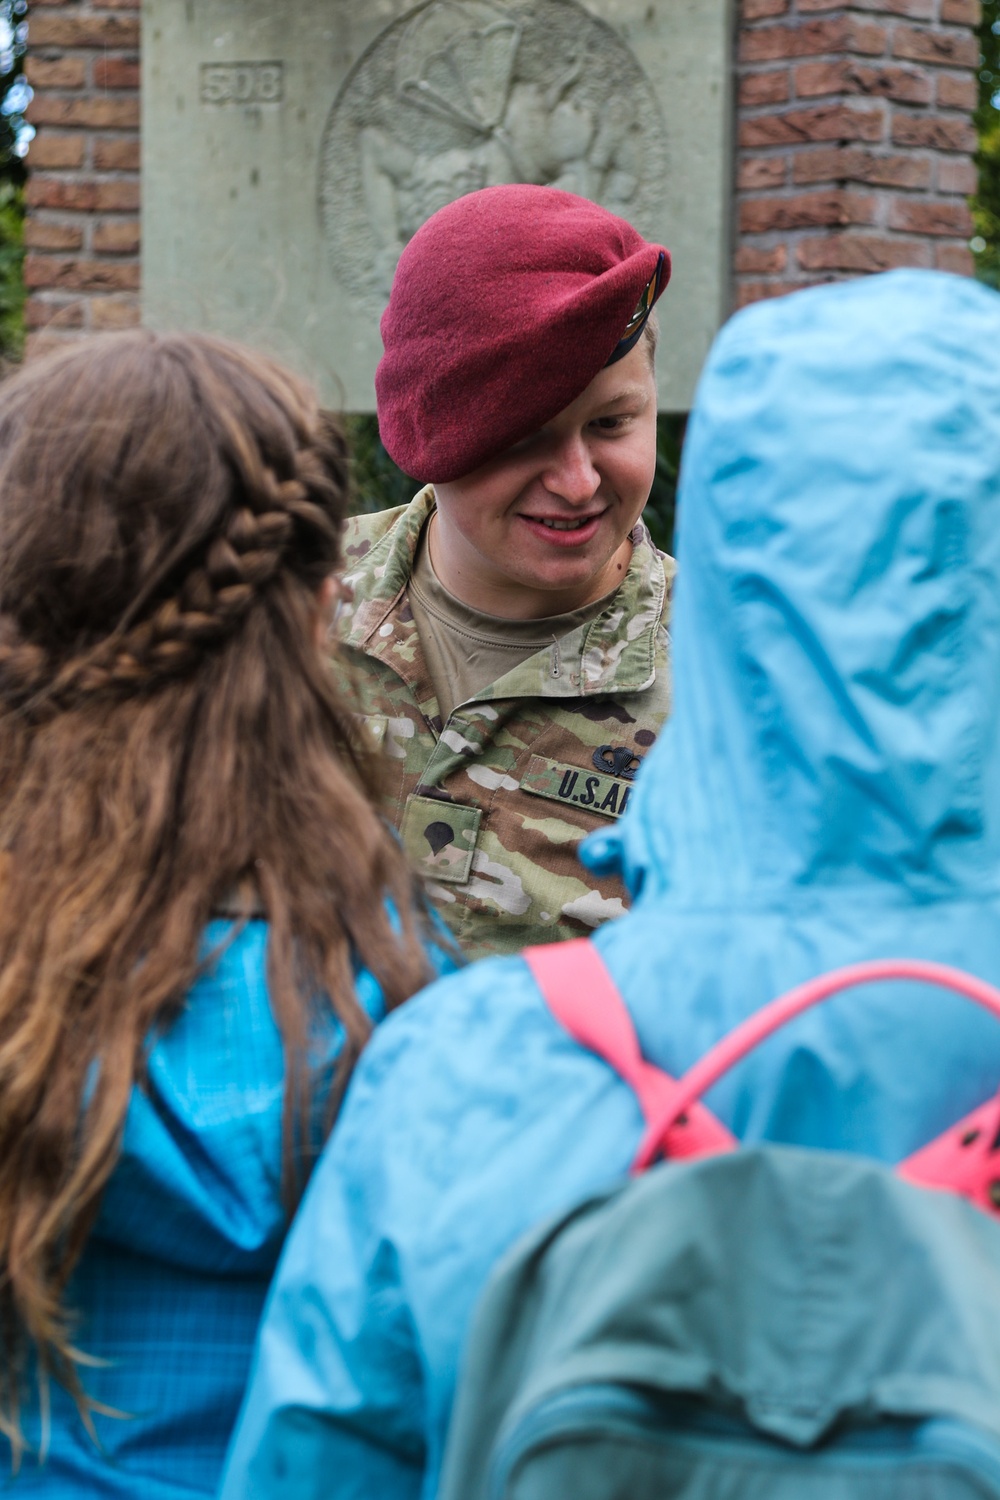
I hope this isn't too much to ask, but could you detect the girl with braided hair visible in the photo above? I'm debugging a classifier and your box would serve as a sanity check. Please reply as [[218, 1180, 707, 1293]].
[[0, 330, 439, 1495]]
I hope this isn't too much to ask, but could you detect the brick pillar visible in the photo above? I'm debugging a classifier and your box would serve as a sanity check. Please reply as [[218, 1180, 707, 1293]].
[[734, 0, 981, 308], [23, 0, 140, 355]]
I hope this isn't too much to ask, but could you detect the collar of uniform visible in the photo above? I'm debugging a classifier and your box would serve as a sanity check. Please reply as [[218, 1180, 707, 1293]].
[[337, 485, 437, 650], [468, 523, 671, 702], [337, 485, 672, 699]]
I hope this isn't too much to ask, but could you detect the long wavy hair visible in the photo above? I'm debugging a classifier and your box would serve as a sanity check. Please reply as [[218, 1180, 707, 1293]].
[[0, 331, 432, 1444]]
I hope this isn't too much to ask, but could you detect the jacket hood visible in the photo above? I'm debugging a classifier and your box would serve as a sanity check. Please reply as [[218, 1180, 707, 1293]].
[[587, 270, 1000, 908]]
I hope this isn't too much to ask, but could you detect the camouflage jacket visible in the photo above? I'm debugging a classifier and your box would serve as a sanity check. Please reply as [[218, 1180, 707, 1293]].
[[334, 487, 674, 959]]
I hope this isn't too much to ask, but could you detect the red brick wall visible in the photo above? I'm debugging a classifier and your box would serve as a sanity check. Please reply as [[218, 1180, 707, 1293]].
[[21, 0, 982, 349], [735, 0, 981, 307], [23, 0, 140, 355]]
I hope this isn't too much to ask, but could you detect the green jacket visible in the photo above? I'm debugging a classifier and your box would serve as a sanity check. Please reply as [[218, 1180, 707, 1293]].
[[334, 487, 673, 958]]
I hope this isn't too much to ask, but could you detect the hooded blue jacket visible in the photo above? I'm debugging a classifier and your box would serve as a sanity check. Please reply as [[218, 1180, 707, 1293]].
[[0, 922, 416, 1498], [220, 270, 1000, 1500]]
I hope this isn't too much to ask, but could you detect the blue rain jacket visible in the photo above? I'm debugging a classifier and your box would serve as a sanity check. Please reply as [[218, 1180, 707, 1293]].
[[0, 921, 403, 1498], [220, 270, 1000, 1500]]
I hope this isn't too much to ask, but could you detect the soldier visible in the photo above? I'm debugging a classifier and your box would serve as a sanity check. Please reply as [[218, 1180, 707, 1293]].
[[335, 183, 673, 958]]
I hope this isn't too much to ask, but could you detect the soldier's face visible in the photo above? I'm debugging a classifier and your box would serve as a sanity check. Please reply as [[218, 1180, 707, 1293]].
[[430, 340, 658, 620]]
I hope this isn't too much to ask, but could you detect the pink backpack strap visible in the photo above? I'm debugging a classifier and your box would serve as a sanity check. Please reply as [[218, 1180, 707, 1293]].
[[626, 956, 1000, 1222], [897, 1092, 1000, 1215], [524, 940, 735, 1165]]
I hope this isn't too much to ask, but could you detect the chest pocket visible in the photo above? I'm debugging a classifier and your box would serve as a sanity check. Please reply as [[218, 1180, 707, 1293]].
[[521, 754, 634, 820], [400, 795, 483, 884]]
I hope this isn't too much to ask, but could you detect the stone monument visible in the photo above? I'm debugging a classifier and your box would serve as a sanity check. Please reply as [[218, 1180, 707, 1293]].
[[143, 0, 734, 412]]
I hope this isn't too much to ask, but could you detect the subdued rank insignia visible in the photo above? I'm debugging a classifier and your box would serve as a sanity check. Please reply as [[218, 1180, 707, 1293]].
[[592, 745, 642, 781], [521, 754, 634, 820], [400, 794, 481, 883]]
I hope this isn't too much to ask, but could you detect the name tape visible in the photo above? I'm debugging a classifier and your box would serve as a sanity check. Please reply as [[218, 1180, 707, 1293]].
[[521, 754, 633, 820]]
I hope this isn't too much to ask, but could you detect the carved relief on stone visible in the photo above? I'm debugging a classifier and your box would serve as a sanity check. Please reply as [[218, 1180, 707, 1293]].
[[320, 0, 669, 310]]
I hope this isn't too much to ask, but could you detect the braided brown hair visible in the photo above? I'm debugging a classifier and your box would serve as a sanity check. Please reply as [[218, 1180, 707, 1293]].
[[0, 331, 432, 1448]]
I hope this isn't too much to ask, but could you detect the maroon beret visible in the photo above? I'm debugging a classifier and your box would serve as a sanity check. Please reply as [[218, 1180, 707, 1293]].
[[375, 185, 670, 484]]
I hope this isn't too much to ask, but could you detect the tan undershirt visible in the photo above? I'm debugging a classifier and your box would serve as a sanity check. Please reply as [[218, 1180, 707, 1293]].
[[408, 520, 619, 720]]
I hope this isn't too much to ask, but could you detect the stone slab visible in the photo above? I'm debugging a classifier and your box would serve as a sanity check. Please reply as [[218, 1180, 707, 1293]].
[[143, 0, 734, 413]]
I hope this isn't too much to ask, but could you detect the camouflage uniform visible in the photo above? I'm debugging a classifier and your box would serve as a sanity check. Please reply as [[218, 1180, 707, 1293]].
[[335, 487, 673, 959]]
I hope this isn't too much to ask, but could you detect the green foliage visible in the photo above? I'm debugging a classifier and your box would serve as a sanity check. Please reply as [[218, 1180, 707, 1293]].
[[343, 414, 416, 517], [343, 412, 685, 555], [973, 0, 1000, 288], [0, 1, 28, 174], [645, 415, 685, 556], [0, 0, 28, 359], [0, 180, 24, 359]]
